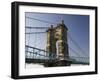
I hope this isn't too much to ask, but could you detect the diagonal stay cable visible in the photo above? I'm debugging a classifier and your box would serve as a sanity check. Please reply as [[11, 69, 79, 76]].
[[25, 26, 51, 29], [25, 32, 46, 34], [68, 32, 87, 56], [26, 16, 57, 25], [61, 38, 84, 57], [69, 47, 89, 63], [69, 46, 81, 57], [64, 37, 89, 59]]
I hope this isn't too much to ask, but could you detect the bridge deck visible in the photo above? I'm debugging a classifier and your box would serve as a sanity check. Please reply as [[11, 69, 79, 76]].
[[26, 58, 89, 65], [25, 45, 89, 67]]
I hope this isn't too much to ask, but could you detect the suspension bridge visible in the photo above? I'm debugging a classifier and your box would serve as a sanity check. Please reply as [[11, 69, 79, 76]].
[[25, 15, 89, 67]]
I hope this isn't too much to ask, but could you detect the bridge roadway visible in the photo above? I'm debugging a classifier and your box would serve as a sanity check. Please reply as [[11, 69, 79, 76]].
[[26, 58, 89, 67], [25, 45, 89, 67]]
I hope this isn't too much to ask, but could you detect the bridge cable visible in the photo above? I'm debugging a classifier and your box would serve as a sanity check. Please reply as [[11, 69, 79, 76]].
[[26, 16, 57, 25], [68, 32, 87, 57], [26, 26, 51, 29], [68, 46, 81, 57], [25, 32, 46, 34]]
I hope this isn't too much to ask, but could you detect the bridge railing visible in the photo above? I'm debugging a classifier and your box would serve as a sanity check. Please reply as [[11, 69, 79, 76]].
[[25, 45, 89, 64], [25, 45, 57, 60], [68, 56, 89, 64]]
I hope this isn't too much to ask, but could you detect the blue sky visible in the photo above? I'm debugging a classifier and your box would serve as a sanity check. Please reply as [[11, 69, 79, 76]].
[[25, 12, 89, 58]]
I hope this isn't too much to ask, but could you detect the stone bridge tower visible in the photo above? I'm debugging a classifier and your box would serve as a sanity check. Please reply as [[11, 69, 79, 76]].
[[46, 20, 70, 67]]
